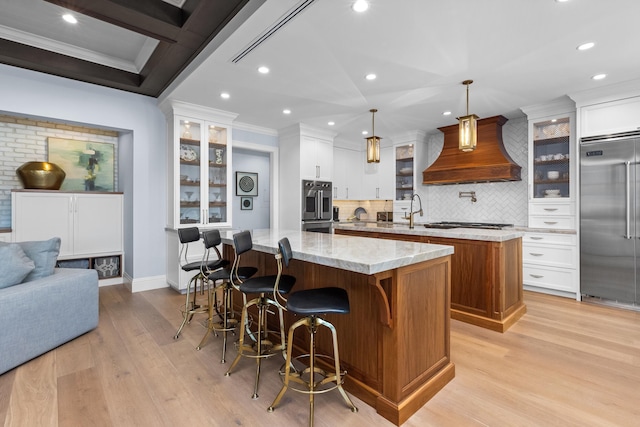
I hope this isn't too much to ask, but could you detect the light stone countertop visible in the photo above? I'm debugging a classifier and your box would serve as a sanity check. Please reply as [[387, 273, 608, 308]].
[[333, 222, 525, 242], [218, 229, 454, 275]]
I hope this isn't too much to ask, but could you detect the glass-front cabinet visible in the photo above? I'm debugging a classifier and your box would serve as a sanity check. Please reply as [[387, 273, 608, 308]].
[[164, 101, 237, 229], [395, 144, 414, 201], [531, 117, 571, 199]]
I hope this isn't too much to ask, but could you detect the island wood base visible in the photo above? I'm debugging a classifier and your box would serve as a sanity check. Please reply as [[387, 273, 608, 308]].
[[225, 246, 454, 425], [335, 229, 526, 332]]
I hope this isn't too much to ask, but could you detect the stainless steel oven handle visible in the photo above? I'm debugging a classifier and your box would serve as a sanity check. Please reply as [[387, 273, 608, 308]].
[[625, 161, 632, 239], [317, 190, 323, 220]]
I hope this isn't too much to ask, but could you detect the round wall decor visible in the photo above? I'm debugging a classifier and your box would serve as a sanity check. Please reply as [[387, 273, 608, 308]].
[[236, 171, 258, 196]]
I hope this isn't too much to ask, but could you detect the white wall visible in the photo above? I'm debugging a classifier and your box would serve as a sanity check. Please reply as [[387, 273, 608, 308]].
[[0, 64, 167, 281]]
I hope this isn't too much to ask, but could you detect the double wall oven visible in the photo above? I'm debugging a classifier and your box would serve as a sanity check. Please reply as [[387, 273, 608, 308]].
[[301, 179, 333, 233]]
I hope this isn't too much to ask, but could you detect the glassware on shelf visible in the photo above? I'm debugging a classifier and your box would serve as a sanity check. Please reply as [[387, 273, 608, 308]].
[[182, 122, 192, 139]]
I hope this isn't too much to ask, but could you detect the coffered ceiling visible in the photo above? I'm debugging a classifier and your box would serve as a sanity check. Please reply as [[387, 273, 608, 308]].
[[1, 0, 639, 146]]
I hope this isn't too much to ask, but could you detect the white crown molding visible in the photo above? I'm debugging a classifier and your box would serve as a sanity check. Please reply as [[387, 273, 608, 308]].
[[278, 122, 337, 141], [159, 100, 238, 124], [233, 121, 278, 136], [0, 24, 139, 73], [520, 95, 576, 120], [569, 78, 640, 108]]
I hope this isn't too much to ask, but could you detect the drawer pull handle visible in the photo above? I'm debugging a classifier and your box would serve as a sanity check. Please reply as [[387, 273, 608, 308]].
[[544, 221, 558, 225], [529, 253, 544, 256], [530, 237, 544, 240], [544, 208, 558, 211], [530, 274, 544, 279]]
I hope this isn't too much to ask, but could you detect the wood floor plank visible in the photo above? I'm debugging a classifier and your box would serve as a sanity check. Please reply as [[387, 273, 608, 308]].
[[5, 351, 57, 426], [57, 367, 111, 427], [2, 286, 640, 427]]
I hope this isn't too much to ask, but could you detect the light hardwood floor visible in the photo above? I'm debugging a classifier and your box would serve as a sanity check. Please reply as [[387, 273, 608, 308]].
[[1, 286, 639, 427]]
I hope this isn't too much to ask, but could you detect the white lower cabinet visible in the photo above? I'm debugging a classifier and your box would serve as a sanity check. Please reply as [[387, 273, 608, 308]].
[[12, 190, 124, 284], [522, 232, 578, 298]]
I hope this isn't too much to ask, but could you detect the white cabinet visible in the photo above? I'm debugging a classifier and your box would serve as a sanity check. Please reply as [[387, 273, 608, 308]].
[[521, 99, 579, 299], [301, 136, 333, 180], [522, 99, 576, 231], [162, 101, 237, 229], [12, 190, 124, 284], [279, 124, 336, 229], [522, 232, 578, 298], [362, 146, 394, 200], [333, 147, 361, 199], [580, 96, 640, 137]]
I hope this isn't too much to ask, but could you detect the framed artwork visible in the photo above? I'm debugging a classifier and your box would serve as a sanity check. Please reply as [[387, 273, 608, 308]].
[[236, 171, 258, 196], [47, 137, 115, 191], [240, 196, 253, 210]]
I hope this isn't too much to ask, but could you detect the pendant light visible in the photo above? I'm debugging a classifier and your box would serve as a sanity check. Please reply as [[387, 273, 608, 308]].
[[366, 108, 381, 163], [458, 80, 478, 152]]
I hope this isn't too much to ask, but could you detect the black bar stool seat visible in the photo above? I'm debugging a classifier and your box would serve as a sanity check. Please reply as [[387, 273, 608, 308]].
[[285, 287, 349, 315]]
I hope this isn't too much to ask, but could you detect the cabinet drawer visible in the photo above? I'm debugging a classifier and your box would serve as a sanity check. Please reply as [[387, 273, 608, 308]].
[[523, 264, 577, 293], [522, 243, 577, 268], [529, 202, 573, 216], [529, 215, 575, 230], [524, 232, 576, 245]]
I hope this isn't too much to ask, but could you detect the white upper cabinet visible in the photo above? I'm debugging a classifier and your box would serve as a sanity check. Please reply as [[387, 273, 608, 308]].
[[361, 146, 394, 200], [333, 147, 361, 199], [301, 136, 333, 180], [161, 101, 237, 229], [580, 96, 640, 137]]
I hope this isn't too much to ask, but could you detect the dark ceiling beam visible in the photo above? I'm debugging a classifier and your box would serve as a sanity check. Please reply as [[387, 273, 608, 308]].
[[44, 0, 183, 43], [0, 0, 261, 97], [0, 38, 141, 89]]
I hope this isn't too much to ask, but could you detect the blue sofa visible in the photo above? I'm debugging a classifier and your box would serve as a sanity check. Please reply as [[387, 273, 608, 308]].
[[0, 267, 99, 375]]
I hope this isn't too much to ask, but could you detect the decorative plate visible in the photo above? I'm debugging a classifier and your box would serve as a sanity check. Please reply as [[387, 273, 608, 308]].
[[180, 145, 198, 161]]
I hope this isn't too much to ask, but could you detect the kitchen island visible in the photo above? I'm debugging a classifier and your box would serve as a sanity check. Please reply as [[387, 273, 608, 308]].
[[218, 229, 454, 426], [334, 222, 526, 333]]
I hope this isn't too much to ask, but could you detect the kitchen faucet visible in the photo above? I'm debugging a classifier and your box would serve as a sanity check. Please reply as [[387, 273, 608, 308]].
[[404, 193, 423, 229]]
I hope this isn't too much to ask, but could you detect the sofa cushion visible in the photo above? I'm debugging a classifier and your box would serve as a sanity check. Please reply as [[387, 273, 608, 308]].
[[0, 244, 35, 289], [0, 237, 61, 282]]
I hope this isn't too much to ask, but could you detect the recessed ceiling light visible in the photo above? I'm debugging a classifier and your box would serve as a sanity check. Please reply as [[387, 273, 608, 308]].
[[556, 0, 570, 3], [592, 73, 607, 80], [362, 130, 368, 135], [551, 119, 557, 122], [62, 14, 77, 24], [577, 42, 595, 51], [283, 109, 291, 115], [365, 73, 377, 81], [258, 66, 269, 74], [220, 92, 230, 99], [352, 0, 369, 13], [442, 111, 452, 116], [328, 121, 335, 126]]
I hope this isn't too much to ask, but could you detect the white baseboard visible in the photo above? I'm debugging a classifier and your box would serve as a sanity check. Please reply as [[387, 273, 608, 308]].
[[124, 273, 168, 293]]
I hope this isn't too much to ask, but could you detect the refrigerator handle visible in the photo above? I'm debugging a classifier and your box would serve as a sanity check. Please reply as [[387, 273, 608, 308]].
[[625, 161, 632, 239]]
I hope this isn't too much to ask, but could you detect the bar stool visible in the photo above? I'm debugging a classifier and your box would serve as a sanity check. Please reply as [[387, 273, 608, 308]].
[[196, 230, 258, 363], [268, 237, 358, 426], [225, 230, 296, 399], [173, 227, 228, 340]]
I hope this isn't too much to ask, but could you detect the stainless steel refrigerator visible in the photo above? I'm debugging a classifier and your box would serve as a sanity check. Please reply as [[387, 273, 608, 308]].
[[580, 132, 640, 306]]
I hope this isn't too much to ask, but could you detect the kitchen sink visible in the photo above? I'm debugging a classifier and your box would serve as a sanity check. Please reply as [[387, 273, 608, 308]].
[[423, 221, 513, 230]]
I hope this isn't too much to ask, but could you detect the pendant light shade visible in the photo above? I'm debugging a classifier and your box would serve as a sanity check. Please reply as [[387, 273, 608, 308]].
[[459, 80, 478, 152], [366, 108, 381, 163]]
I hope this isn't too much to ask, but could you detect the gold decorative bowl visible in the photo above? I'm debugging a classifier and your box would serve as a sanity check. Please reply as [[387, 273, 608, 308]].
[[17, 161, 66, 190]]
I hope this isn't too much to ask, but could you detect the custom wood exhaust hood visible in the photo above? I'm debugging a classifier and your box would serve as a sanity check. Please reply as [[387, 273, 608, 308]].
[[422, 115, 521, 185]]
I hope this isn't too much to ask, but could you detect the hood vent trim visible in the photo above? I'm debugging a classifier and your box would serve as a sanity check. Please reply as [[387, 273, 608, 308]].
[[422, 115, 521, 185]]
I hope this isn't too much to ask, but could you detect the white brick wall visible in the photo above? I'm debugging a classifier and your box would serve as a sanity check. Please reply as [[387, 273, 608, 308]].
[[0, 115, 118, 228]]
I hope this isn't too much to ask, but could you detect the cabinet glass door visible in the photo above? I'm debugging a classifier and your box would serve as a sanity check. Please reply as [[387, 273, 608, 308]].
[[206, 124, 227, 223], [179, 119, 202, 224], [532, 118, 570, 199], [395, 144, 414, 201]]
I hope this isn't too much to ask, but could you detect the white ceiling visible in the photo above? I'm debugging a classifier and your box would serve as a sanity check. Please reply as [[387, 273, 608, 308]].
[[163, 0, 640, 146], [1, 0, 639, 148]]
